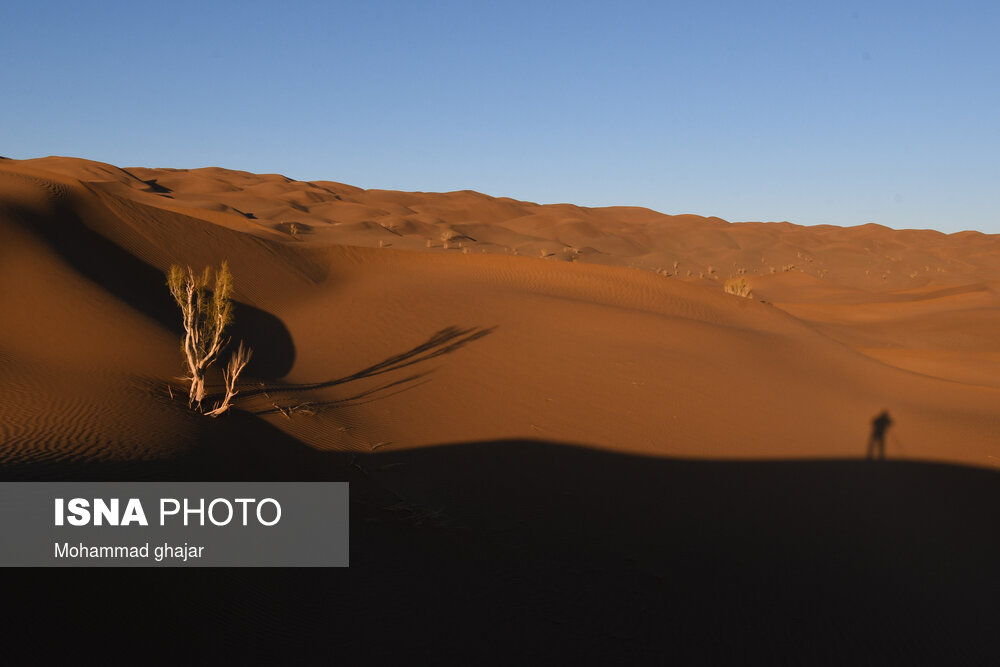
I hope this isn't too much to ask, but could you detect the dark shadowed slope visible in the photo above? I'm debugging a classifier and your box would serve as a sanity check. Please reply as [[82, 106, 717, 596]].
[[3, 437, 999, 664]]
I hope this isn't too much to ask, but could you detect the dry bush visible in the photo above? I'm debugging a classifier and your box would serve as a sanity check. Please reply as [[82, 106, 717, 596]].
[[724, 276, 753, 298], [166, 262, 252, 416], [563, 247, 581, 262], [276, 221, 311, 238]]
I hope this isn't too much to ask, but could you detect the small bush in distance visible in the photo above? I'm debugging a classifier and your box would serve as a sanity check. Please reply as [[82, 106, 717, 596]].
[[724, 276, 753, 299]]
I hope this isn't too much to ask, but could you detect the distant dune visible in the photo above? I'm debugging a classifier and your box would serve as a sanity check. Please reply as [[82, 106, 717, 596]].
[[2, 156, 999, 661], [3, 155, 1000, 469]]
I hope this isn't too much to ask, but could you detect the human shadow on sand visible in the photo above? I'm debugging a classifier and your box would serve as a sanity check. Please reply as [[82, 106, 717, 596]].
[[4, 428, 999, 664], [867, 409, 894, 460]]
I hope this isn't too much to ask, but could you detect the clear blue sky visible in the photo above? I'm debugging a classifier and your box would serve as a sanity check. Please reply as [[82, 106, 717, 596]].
[[2, 1, 997, 233]]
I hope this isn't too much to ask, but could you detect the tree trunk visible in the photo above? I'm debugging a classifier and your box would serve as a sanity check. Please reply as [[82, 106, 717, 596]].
[[189, 370, 206, 410]]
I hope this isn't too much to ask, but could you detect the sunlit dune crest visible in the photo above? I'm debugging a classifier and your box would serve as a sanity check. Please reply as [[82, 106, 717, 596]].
[[3, 155, 1000, 470]]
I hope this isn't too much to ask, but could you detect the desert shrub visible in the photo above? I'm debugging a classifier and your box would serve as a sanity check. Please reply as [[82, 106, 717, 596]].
[[166, 262, 251, 416], [724, 276, 753, 298], [276, 221, 311, 238]]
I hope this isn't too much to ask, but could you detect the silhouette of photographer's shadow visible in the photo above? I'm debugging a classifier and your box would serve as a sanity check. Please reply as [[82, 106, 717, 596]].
[[867, 410, 893, 460]]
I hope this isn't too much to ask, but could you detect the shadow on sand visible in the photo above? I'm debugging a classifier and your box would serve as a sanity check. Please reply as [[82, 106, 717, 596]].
[[7, 194, 295, 378], [243, 325, 497, 415], [867, 409, 893, 460], [3, 425, 998, 663]]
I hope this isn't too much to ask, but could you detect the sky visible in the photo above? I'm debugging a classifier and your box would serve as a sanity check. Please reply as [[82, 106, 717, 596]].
[[2, 0, 998, 233]]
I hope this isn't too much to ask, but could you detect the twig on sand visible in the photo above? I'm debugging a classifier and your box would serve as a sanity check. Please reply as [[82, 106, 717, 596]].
[[270, 400, 315, 419], [349, 455, 369, 476], [371, 441, 393, 451]]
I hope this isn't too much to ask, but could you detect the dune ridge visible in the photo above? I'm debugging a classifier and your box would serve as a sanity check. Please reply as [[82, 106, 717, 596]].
[[2, 155, 1000, 471], [4, 155, 1000, 661]]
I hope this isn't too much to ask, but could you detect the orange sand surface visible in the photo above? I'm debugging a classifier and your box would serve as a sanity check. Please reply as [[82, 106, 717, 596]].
[[3, 156, 998, 661], [3, 155, 999, 468]]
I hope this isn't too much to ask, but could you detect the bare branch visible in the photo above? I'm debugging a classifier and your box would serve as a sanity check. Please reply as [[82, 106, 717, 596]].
[[205, 343, 252, 417]]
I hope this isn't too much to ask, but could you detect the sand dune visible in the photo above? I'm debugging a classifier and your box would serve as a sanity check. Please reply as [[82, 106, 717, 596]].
[[3, 155, 999, 661], [3, 155, 999, 469]]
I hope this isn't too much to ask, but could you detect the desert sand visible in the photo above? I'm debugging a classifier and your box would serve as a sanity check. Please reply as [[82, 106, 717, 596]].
[[2, 156, 998, 661]]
